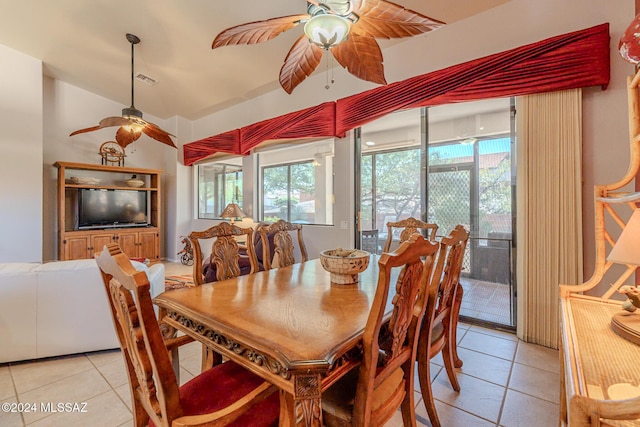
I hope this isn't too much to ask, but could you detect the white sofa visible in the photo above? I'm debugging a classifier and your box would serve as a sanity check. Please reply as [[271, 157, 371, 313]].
[[0, 259, 164, 364]]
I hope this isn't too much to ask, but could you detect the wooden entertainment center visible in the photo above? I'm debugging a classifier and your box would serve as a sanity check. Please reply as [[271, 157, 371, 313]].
[[54, 161, 162, 262]]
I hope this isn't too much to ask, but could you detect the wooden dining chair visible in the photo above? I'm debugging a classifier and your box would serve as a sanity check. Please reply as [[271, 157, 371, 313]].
[[189, 221, 259, 286], [416, 225, 469, 427], [95, 244, 279, 427], [321, 233, 440, 427], [383, 217, 438, 253], [257, 219, 308, 270]]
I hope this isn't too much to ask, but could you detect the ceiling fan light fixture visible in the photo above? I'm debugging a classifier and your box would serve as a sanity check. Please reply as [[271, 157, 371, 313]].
[[304, 13, 350, 49]]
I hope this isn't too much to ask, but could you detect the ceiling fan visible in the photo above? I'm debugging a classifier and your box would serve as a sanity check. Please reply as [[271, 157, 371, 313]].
[[70, 33, 176, 149], [212, 0, 444, 94]]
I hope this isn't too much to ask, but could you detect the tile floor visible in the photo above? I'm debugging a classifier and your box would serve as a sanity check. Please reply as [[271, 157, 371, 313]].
[[0, 262, 561, 427], [460, 278, 514, 327]]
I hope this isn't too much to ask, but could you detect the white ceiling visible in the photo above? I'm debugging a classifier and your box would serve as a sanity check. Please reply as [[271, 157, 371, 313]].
[[0, 0, 508, 120]]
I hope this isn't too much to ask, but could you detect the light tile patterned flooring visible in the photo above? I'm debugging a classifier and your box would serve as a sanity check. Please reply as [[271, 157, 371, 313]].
[[0, 263, 560, 427], [460, 278, 514, 327]]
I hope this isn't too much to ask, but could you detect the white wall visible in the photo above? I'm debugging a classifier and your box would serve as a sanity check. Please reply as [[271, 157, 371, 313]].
[[0, 44, 43, 262], [166, 115, 193, 262], [189, 0, 635, 269]]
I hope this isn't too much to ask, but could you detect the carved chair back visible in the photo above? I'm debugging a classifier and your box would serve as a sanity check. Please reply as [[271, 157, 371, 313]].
[[95, 244, 183, 426], [257, 219, 308, 270], [322, 233, 440, 427], [417, 224, 469, 427], [383, 217, 438, 253], [96, 244, 279, 427], [189, 222, 259, 286]]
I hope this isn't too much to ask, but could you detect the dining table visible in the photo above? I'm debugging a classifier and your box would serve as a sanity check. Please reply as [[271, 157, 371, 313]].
[[153, 256, 394, 427]]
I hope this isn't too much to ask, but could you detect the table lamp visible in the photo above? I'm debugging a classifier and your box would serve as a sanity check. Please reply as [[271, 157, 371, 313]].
[[220, 203, 246, 224], [608, 208, 640, 344]]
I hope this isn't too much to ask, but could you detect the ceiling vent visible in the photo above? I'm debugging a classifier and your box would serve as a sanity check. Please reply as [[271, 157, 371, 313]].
[[136, 73, 157, 86]]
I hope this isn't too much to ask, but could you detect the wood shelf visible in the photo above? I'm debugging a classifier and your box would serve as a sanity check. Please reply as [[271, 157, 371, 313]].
[[55, 161, 163, 262], [64, 184, 157, 191]]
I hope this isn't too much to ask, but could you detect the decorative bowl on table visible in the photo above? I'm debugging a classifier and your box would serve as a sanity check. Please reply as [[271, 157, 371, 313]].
[[125, 176, 145, 188], [70, 176, 101, 185], [320, 248, 370, 285]]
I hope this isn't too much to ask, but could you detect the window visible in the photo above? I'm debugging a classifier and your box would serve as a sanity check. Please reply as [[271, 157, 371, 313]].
[[258, 139, 334, 225], [197, 159, 242, 219], [357, 108, 425, 253]]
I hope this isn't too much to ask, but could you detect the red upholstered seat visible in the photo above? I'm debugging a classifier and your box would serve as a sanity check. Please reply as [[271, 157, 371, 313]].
[[150, 361, 279, 427]]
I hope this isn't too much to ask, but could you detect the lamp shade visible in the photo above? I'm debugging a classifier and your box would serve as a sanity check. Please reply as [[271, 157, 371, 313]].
[[220, 203, 246, 219], [304, 14, 350, 48], [608, 209, 640, 266]]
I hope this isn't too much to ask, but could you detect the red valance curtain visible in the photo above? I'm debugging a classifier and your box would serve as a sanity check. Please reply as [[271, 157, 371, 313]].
[[183, 129, 240, 166], [335, 23, 609, 135], [240, 102, 337, 154], [183, 23, 609, 165]]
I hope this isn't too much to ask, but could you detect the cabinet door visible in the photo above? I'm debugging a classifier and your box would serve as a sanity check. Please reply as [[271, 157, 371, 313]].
[[138, 230, 159, 261], [63, 235, 90, 260], [90, 233, 115, 258], [117, 231, 139, 258]]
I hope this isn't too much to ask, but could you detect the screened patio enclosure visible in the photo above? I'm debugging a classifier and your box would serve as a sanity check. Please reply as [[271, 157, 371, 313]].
[[357, 98, 515, 328]]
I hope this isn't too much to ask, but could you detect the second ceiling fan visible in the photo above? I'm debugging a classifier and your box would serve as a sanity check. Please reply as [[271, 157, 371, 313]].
[[70, 33, 176, 149], [212, 0, 444, 94]]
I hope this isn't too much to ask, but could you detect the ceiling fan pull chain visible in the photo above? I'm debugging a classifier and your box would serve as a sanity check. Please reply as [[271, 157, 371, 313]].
[[324, 54, 336, 90], [331, 54, 335, 85], [325, 53, 330, 90]]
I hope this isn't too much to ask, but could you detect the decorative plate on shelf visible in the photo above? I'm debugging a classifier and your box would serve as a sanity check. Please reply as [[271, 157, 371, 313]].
[[70, 176, 101, 185]]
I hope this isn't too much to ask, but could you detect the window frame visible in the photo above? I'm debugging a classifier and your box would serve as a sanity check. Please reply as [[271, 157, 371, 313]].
[[257, 139, 335, 226], [196, 160, 243, 220]]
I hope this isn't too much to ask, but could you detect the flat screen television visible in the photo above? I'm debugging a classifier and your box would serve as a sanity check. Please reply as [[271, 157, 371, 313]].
[[78, 189, 148, 229]]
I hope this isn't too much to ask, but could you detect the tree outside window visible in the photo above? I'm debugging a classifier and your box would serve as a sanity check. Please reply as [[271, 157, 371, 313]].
[[263, 162, 315, 223], [258, 139, 334, 225]]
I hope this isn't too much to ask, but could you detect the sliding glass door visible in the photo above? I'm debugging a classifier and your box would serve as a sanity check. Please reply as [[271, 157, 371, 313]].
[[355, 98, 516, 329]]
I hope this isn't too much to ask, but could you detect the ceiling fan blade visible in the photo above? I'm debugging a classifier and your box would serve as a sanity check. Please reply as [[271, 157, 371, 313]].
[[352, 0, 444, 39], [99, 116, 134, 128], [69, 125, 103, 137], [279, 35, 324, 94], [115, 126, 141, 148], [142, 123, 177, 148], [331, 34, 387, 85], [212, 14, 308, 48]]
